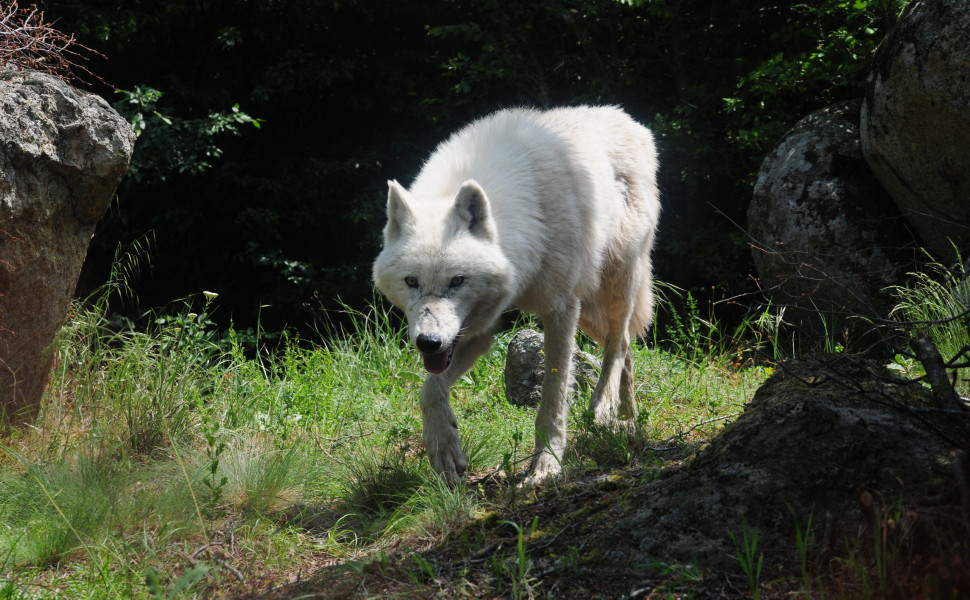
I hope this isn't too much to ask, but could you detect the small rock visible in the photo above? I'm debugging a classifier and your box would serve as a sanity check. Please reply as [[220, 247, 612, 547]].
[[504, 328, 600, 407]]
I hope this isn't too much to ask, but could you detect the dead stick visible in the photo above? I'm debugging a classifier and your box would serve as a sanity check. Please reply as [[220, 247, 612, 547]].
[[910, 333, 963, 412]]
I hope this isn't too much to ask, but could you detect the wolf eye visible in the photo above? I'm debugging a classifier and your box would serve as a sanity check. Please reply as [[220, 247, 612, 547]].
[[449, 275, 465, 288], [404, 276, 418, 288]]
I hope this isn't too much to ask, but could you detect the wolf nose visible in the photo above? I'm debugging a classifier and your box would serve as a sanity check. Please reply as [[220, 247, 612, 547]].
[[416, 334, 442, 354]]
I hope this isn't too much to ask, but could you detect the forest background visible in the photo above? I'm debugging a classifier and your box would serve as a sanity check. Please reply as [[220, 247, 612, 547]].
[[42, 0, 904, 337]]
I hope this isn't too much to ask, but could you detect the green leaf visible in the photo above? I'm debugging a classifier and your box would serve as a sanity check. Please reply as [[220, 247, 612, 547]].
[[167, 564, 210, 598]]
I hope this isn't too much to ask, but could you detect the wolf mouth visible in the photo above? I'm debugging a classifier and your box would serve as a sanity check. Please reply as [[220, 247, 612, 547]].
[[421, 337, 458, 374]]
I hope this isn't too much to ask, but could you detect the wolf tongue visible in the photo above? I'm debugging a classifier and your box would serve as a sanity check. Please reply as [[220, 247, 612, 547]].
[[422, 352, 449, 374]]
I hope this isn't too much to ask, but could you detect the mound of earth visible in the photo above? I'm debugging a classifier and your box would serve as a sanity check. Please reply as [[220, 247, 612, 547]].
[[609, 355, 968, 571]]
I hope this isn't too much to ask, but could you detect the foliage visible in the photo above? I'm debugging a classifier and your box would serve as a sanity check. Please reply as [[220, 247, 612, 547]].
[[6, 276, 968, 596], [145, 565, 209, 600], [728, 521, 764, 600], [114, 86, 261, 184]]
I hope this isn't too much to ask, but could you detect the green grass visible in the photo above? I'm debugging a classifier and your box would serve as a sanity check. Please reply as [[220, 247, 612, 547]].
[[0, 287, 773, 599]]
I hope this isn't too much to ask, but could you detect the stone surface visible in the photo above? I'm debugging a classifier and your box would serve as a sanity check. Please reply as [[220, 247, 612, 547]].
[[748, 100, 914, 350], [504, 328, 600, 407], [861, 0, 970, 260], [608, 355, 969, 570], [0, 67, 135, 425]]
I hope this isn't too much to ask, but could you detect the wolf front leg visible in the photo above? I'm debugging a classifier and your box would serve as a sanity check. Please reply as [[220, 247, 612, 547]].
[[419, 375, 465, 484], [527, 298, 581, 483], [419, 332, 494, 483]]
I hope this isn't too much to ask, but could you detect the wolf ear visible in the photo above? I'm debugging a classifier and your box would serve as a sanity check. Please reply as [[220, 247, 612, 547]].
[[385, 180, 415, 243], [450, 180, 496, 242]]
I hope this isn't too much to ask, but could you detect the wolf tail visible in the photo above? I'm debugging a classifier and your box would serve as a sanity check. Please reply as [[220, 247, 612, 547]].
[[628, 258, 656, 338]]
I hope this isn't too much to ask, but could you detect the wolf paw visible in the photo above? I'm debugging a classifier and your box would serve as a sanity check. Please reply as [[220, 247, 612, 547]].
[[518, 452, 563, 489], [592, 402, 639, 430], [595, 415, 639, 435], [429, 445, 468, 485]]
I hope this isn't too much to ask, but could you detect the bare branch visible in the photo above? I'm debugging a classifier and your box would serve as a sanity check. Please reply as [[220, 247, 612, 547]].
[[910, 333, 966, 412], [0, 1, 106, 85]]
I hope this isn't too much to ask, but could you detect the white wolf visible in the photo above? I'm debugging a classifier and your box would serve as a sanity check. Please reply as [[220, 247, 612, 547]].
[[373, 106, 660, 483]]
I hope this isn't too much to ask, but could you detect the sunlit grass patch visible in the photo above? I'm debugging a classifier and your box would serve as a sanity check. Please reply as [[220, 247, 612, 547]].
[[0, 287, 776, 597]]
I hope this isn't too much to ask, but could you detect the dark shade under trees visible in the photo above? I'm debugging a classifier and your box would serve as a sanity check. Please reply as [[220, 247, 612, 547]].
[[37, 0, 904, 335]]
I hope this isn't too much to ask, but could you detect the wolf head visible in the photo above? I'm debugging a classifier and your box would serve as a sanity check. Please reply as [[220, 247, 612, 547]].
[[373, 180, 513, 374]]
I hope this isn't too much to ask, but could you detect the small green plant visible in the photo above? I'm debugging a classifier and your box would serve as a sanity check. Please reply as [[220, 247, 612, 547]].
[[664, 291, 709, 364], [657, 285, 769, 367], [199, 414, 228, 517], [492, 518, 538, 600], [335, 443, 426, 536], [500, 427, 530, 506], [790, 506, 814, 596], [0, 580, 28, 600], [642, 561, 703, 598], [572, 407, 659, 468], [500, 428, 526, 476], [748, 302, 789, 362], [728, 520, 764, 600], [406, 552, 436, 586], [145, 564, 210, 599]]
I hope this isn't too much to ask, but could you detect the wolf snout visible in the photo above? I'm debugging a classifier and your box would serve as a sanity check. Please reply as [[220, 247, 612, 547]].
[[416, 333, 443, 354]]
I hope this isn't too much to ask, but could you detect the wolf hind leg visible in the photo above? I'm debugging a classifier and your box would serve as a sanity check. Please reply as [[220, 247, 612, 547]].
[[617, 258, 655, 423], [619, 351, 638, 422], [589, 329, 636, 425], [420, 331, 493, 483], [586, 268, 642, 427]]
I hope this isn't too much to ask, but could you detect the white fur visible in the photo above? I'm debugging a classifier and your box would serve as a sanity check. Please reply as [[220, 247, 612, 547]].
[[373, 106, 660, 483]]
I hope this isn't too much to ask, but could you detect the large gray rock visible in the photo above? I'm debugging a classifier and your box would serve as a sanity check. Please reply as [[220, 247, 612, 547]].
[[0, 67, 135, 425], [748, 100, 913, 350], [504, 328, 600, 407], [861, 0, 970, 260]]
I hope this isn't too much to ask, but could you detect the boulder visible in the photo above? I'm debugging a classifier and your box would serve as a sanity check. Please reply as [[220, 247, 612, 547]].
[[504, 328, 600, 407], [861, 0, 970, 260], [0, 67, 135, 425], [748, 100, 914, 351], [609, 355, 969, 570]]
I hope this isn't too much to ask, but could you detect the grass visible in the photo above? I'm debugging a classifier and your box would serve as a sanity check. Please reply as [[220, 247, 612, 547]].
[[891, 248, 970, 397], [2, 252, 965, 598], [0, 284, 768, 598]]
